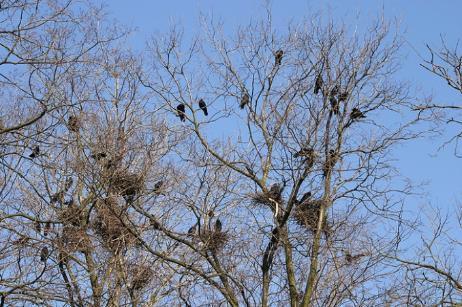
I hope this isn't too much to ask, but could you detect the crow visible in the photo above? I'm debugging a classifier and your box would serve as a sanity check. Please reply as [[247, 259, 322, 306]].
[[330, 96, 339, 115], [64, 178, 73, 192], [150, 219, 161, 230], [68, 116, 80, 132], [215, 219, 222, 232], [338, 92, 348, 102], [176, 104, 186, 122], [299, 191, 312, 204], [44, 222, 51, 236], [35, 221, 41, 233], [188, 224, 197, 236], [314, 74, 323, 95], [240, 93, 250, 109], [350, 108, 366, 120], [153, 180, 164, 195], [40, 246, 49, 262], [29, 146, 40, 159], [274, 50, 284, 66], [90, 152, 107, 161], [331, 85, 339, 96], [198, 99, 208, 116]]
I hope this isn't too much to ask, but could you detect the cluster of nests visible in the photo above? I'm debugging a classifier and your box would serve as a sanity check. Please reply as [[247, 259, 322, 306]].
[[189, 219, 229, 253], [252, 186, 331, 237]]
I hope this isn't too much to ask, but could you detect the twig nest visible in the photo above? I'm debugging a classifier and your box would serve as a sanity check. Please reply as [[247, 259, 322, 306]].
[[129, 264, 153, 291], [60, 225, 91, 253], [58, 203, 85, 227], [251, 184, 283, 209], [92, 198, 137, 251], [199, 229, 229, 253], [106, 169, 144, 202], [293, 199, 330, 236]]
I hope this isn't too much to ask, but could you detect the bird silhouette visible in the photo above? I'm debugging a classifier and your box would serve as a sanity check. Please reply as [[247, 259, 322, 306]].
[[350, 108, 366, 120], [338, 92, 348, 102], [29, 146, 40, 159], [40, 246, 49, 262], [176, 104, 186, 122], [34, 221, 41, 233], [90, 152, 107, 161], [198, 99, 208, 116], [188, 224, 197, 236], [274, 50, 284, 66], [299, 191, 312, 204], [44, 222, 51, 236], [240, 93, 250, 109], [331, 85, 339, 96], [215, 219, 222, 232], [314, 74, 323, 95], [67, 116, 80, 132], [330, 96, 339, 115], [153, 180, 164, 195]]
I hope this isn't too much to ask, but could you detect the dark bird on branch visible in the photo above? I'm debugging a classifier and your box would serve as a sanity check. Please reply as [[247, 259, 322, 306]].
[[299, 191, 312, 204], [294, 147, 315, 168], [34, 221, 41, 233], [338, 92, 348, 102], [90, 152, 107, 161], [40, 246, 49, 262], [215, 219, 222, 232], [176, 104, 186, 122], [153, 180, 164, 195], [67, 116, 80, 133], [29, 146, 40, 159], [350, 108, 366, 120], [150, 219, 161, 230], [188, 224, 197, 236], [198, 99, 208, 116], [330, 96, 339, 115], [345, 251, 366, 264], [64, 178, 73, 192], [314, 74, 323, 95], [44, 222, 51, 236], [331, 85, 339, 96], [240, 93, 250, 109], [274, 49, 283, 66]]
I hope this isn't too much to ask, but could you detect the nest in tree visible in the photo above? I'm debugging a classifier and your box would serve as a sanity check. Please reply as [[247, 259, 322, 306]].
[[60, 225, 92, 253], [106, 170, 144, 202], [58, 204, 85, 227], [92, 198, 137, 251], [251, 185, 283, 209], [199, 229, 229, 253], [293, 199, 330, 236], [129, 264, 153, 291]]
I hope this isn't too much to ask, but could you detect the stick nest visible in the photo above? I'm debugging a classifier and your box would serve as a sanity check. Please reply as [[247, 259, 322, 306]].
[[105, 169, 144, 201], [199, 229, 229, 253], [92, 198, 137, 251], [129, 264, 153, 291], [293, 199, 330, 235], [60, 225, 92, 253]]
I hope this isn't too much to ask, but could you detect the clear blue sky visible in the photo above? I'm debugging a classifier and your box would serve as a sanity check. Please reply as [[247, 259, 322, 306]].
[[107, 0, 461, 207]]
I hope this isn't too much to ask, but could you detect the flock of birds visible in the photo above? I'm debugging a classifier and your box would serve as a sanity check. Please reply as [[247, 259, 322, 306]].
[[174, 49, 366, 123]]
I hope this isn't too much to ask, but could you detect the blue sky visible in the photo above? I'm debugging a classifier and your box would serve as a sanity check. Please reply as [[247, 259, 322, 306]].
[[107, 0, 461, 207]]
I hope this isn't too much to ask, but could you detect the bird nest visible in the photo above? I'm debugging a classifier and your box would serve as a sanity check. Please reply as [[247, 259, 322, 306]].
[[58, 204, 85, 227], [92, 198, 138, 251], [292, 199, 330, 235], [59, 225, 92, 253], [129, 264, 153, 291], [252, 187, 283, 209], [199, 230, 229, 253], [105, 169, 144, 201]]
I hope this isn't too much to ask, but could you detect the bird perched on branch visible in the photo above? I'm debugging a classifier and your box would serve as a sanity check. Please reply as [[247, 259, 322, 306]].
[[153, 180, 164, 195], [29, 146, 40, 159], [188, 224, 198, 236], [240, 92, 250, 109], [90, 152, 107, 161], [330, 96, 340, 115], [338, 91, 348, 102], [40, 246, 49, 262], [274, 50, 284, 66], [67, 116, 80, 133], [314, 74, 323, 95], [294, 147, 316, 168], [350, 108, 366, 120], [215, 219, 222, 232], [176, 104, 186, 122], [198, 99, 208, 116], [44, 222, 51, 236], [331, 85, 339, 96]]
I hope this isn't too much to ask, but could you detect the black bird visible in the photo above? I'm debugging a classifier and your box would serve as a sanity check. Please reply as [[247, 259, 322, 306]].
[[64, 178, 73, 191], [350, 108, 366, 120], [40, 246, 49, 262], [176, 104, 186, 122], [314, 74, 323, 95], [215, 219, 222, 232], [240, 93, 250, 109], [44, 222, 51, 236], [274, 49, 284, 66], [299, 191, 312, 204], [331, 85, 339, 96], [68, 116, 80, 132], [188, 224, 197, 236], [330, 96, 339, 115], [198, 99, 208, 116], [34, 221, 41, 233], [153, 180, 164, 195], [90, 152, 107, 161], [338, 92, 348, 102], [150, 219, 161, 230], [29, 146, 40, 159]]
